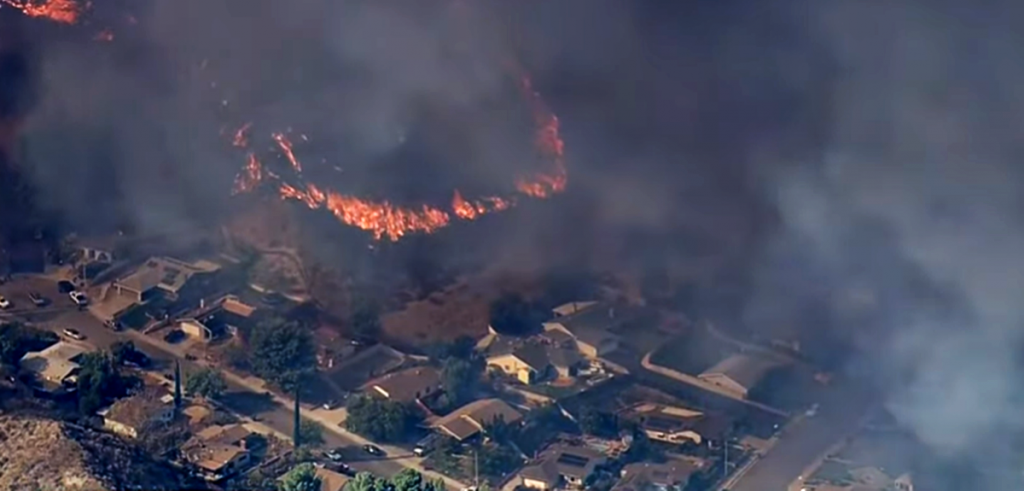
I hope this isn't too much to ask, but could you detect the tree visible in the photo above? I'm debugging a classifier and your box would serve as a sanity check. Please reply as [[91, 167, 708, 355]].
[[0, 322, 57, 365], [110, 340, 135, 366], [579, 408, 618, 438], [281, 463, 322, 491], [482, 415, 516, 445], [393, 468, 424, 491], [248, 317, 316, 392], [345, 394, 417, 442], [349, 300, 382, 341], [441, 358, 479, 406], [348, 472, 386, 491], [76, 351, 135, 415], [429, 336, 476, 362], [185, 367, 227, 399], [488, 293, 541, 336], [298, 419, 325, 447], [477, 444, 521, 479]]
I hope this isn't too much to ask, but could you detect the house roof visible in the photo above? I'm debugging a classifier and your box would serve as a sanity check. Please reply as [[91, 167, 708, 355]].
[[551, 301, 598, 317], [116, 256, 221, 294], [544, 445, 606, 480], [316, 468, 351, 491], [220, 296, 256, 317], [544, 303, 628, 349], [368, 366, 442, 402], [104, 389, 171, 429], [614, 462, 696, 491], [188, 442, 247, 472], [196, 424, 253, 446], [520, 459, 561, 486], [548, 345, 582, 369], [20, 342, 86, 383], [699, 353, 784, 391], [511, 345, 551, 372], [433, 398, 523, 441]]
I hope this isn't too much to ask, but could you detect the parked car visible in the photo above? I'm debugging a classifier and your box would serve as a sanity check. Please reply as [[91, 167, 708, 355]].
[[57, 280, 75, 293], [185, 354, 198, 361], [324, 448, 345, 462], [332, 462, 355, 476], [362, 444, 385, 457], [0, 295, 11, 310], [163, 329, 186, 344], [62, 328, 85, 341], [322, 400, 340, 410], [69, 291, 88, 306], [413, 434, 439, 457], [28, 292, 47, 307]]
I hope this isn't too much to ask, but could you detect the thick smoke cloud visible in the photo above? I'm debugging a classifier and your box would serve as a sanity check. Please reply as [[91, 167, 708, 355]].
[[746, 0, 1024, 473], [8, 0, 1024, 481]]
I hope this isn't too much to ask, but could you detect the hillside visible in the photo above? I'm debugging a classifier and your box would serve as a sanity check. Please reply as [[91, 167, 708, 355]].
[[0, 413, 197, 491]]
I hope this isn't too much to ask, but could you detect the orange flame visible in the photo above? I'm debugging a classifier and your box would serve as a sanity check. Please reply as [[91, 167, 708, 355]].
[[1, 0, 82, 24], [229, 70, 566, 242], [233, 122, 252, 148], [272, 132, 302, 173]]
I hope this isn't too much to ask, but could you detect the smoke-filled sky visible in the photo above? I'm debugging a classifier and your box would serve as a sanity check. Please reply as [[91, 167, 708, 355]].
[[3, 0, 1024, 481]]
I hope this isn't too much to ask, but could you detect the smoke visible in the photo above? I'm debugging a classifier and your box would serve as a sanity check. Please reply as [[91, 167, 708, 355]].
[[745, 0, 1024, 476]]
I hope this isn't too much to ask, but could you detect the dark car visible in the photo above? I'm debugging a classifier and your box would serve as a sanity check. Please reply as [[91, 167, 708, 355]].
[[332, 462, 355, 476], [57, 280, 75, 293], [362, 444, 385, 457], [163, 329, 186, 344], [28, 292, 47, 307], [123, 350, 151, 368]]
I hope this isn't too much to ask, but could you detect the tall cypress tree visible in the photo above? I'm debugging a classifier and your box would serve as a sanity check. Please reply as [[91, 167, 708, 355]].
[[173, 360, 182, 408]]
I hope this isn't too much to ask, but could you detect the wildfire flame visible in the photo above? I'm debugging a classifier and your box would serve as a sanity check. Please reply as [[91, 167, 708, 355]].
[[0, 0, 83, 24], [230, 73, 567, 242]]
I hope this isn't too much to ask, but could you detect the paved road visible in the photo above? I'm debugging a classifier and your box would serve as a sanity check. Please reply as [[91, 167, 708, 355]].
[[726, 383, 876, 491], [0, 276, 410, 480]]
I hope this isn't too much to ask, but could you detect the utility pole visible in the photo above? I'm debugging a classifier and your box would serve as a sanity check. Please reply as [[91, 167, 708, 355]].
[[293, 382, 301, 448], [474, 448, 479, 489], [173, 360, 182, 409]]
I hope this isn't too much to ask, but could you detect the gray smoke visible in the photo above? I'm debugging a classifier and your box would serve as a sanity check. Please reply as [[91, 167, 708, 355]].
[[747, 0, 1024, 472]]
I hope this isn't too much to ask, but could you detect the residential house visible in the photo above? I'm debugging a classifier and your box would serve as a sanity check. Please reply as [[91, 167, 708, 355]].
[[487, 344, 552, 385], [77, 235, 124, 265], [520, 444, 607, 490], [697, 353, 786, 400], [612, 461, 696, 491], [434, 398, 523, 442], [542, 302, 629, 358], [551, 302, 598, 318], [112, 256, 223, 303], [367, 366, 443, 403], [19, 342, 86, 392], [183, 424, 258, 481], [487, 343, 585, 385], [101, 389, 176, 439], [179, 318, 216, 341], [623, 403, 729, 447], [316, 468, 352, 491]]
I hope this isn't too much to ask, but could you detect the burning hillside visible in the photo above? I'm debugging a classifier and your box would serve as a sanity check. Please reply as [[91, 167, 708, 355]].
[[7, 0, 570, 243], [228, 72, 567, 242]]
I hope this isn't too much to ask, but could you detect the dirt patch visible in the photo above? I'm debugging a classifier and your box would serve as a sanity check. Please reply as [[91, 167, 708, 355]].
[[380, 277, 499, 346]]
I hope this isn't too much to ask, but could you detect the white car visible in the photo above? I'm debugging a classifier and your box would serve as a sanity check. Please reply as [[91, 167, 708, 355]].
[[62, 328, 85, 341], [69, 291, 88, 306], [0, 295, 10, 309]]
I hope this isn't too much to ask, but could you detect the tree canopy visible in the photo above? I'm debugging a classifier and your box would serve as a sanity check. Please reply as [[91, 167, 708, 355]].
[[248, 317, 316, 392], [345, 394, 417, 442], [280, 463, 322, 491], [488, 293, 543, 336], [348, 470, 446, 491], [185, 367, 227, 399], [0, 322, 57, 366], [298, 419, 325, 447], [349, 300, 382, 341], [76, 351, 136, 415], [441, 357, 479, 407]]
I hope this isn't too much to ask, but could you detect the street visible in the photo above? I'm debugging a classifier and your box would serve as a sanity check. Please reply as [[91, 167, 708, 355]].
[[0, 275, 413, 481], [725, 382, 876, 491]]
